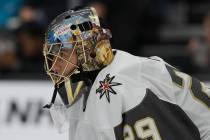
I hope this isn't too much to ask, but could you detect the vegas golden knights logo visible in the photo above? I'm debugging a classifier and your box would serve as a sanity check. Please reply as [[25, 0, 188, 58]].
[[96, 74, 122, 103]]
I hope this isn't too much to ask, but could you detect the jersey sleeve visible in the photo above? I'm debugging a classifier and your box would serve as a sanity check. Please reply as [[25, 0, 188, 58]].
[[140, 56, 176, 103], [140, 56, 210, 140], [167, 66, 210, 140]]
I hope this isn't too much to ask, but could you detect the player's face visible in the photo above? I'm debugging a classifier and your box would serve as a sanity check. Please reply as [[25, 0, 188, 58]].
[[51, 48, 78, 77]]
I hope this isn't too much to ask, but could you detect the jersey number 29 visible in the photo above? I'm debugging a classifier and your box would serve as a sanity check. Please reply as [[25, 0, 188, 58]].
[[124, 117, 162, 140]]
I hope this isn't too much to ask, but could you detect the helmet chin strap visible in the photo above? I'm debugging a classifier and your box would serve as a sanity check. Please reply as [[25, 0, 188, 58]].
[[43, 84, 59, 109]]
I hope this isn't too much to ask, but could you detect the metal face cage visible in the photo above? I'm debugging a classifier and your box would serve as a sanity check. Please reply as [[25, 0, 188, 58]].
[[43, 7, 100, 85], [43, 42, 80, 85]]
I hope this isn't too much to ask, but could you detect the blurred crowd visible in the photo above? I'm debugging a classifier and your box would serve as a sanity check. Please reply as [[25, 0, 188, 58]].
[[0, 0, 210, 80]]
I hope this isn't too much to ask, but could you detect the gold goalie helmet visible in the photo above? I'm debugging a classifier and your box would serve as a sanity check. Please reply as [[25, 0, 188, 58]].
[[43, 7, 113, 108], [43, 7, 113, 86]]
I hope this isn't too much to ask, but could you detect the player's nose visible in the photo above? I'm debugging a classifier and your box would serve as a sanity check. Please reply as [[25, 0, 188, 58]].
[[51, 60, 61, 74]]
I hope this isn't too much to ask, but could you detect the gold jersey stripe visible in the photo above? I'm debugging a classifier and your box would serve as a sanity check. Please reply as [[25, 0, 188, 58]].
[[65, 79, 74, 102], [74, 81, 84, 98]]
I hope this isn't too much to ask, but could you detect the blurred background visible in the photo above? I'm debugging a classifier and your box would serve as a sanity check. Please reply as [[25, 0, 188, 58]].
[[0, 0, 210, 139]]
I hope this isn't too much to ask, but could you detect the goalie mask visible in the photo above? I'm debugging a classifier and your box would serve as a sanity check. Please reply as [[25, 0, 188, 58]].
[[43, 7, 113, 108]]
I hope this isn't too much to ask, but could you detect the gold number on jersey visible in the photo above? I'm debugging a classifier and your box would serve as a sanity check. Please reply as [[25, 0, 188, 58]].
[[124, 125, 135, 140], [165, 65, 210, 109], [124, 117, 162, 140]]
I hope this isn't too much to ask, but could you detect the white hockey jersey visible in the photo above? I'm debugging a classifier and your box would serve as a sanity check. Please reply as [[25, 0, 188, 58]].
[[49, 50, 210, 140]]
